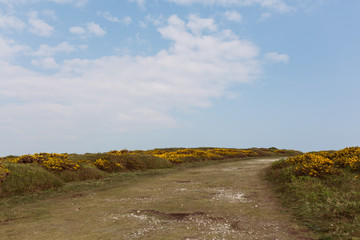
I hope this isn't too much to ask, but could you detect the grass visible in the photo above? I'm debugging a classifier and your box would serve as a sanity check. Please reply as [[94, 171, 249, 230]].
[[0, 163, 107, 198], [0, 163, 63, 197], [267, 158, 360, 239]]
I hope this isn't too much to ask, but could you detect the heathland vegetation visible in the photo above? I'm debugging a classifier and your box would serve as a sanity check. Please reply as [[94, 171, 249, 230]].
[[0, 147, 299, 198], [267, 147, 360, 239]]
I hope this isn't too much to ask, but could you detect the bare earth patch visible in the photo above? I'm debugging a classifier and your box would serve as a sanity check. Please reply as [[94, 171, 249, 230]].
[[0, 158, 315, 239]]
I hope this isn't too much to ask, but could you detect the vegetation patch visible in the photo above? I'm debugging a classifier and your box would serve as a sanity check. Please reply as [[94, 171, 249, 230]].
[[0, 163, 63, 197], [0, 164, 10, 183], [55, 164, 106, 182], [267, 147, 360, 240]]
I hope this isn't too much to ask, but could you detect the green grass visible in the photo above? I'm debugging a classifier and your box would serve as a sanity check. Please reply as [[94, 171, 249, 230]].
[[0, 163, 64, 197], [0, 163, 108, 197], [266, 162, 360, 240]]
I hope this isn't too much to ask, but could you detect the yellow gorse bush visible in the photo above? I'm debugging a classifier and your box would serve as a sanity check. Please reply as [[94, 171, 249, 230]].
[[287, 153, 337, 177], [11, 153, 80, 172], [347, 156, 360, 171], [41, 157, 80, 172], [93, 158, 124, 172], [281, 147, 360, 178], [151, 148, 260, 163], [0, 164, 10, 183], [153, 149, 216, 163]]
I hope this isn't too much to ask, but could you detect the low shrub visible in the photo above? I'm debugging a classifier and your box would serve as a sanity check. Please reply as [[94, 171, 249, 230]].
[[0, 163, 63, 197], [93, 152, 172, 172], [93, 157, 124, 172], [41, 157, 80, 172], [118, 153, 172, 169], [287, 153, 338, 177], [11, 153, 80, 172], [55, 164, 106, 182]]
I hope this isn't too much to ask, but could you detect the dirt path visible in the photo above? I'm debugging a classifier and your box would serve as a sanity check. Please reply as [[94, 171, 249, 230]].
[[0, 158, 314, 240]]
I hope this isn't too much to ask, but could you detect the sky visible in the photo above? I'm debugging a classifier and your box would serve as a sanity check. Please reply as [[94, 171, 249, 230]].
[[0, 0, 359, 156]]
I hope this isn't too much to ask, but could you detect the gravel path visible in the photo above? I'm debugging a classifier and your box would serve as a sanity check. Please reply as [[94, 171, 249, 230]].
[[0, 158, 315, 240]]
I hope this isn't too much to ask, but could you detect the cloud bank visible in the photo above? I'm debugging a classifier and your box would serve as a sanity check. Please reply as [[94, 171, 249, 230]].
[[0, 15, 261, 146]]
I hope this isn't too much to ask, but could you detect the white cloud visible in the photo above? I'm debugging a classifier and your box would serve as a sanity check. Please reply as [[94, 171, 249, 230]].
[[264, 52, 289, 63], [69, 23, 106, 37], [29, 42, 83, 70], [122, 16, 132, 26], [86, 22, 106, 37], [46, 0, 88, 7], [31, 57, 59, 69], [97, 12, 132, 25], [30, 42, 76, 57], [259, 12, 272, 21], [165, 0, 295, 13], [0, 36, 28, 59], [146, 14, 164, 26], [0, 0, 88, 7], [128, 0, 146, 8], [138, 21, 147, 29], [187, 15, 217, 35], [0, 14, 26, 31], [225, 10, 242, 23], [0, 15, 261, 145], [28, 12, 54, 37], [97, 11, 120, 23], [42, 10, 57, 21], [69, 26, 86, 34]]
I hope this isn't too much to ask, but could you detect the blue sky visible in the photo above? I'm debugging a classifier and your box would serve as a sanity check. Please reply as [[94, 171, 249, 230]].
[[0, 0, 359, 156]]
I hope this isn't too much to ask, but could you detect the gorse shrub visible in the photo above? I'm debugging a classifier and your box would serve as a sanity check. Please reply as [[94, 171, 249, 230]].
[[94, 157, 124, 172], [11, 153, 80, 172], [331, 147, 360, 169], [0, 164, 10, 183], [287, 153, 338, 177], [97, 148, 300, 165], [41, 157, 80, 172], [279, 147, 360, 178], [93, 152, 172, 171], [151, 148, 264, 163], [153, 149, 220, 163]]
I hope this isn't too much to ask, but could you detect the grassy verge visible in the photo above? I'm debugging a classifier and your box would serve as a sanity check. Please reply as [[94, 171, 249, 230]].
[[0, 163, 63, 197], [266, 148, 360, 240]]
